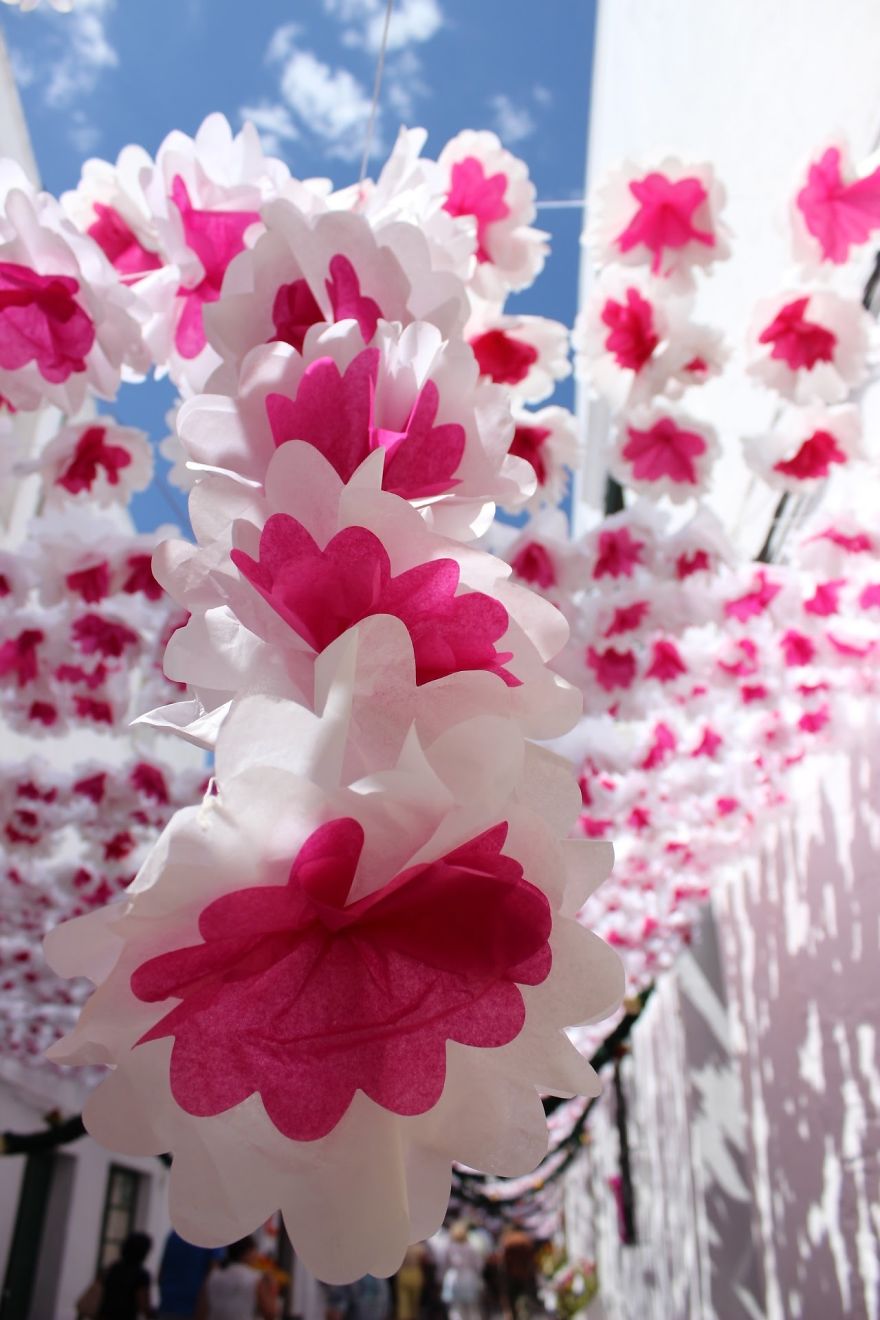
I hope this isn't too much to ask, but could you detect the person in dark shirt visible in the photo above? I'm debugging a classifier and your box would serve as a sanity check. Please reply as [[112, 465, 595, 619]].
[[158, 1231, 223, 1319], [96, 1231, 153, 1320]]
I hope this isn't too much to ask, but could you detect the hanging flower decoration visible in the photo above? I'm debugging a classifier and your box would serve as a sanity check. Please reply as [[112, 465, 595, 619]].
[[792, 140, 880, 266], [0, 163, 148, 412], [36, 419, 153, 506], [467, 309, 571, 404], [746, 287, 873, 403], [743, 404, 862, 492], [438, 130, 549, 299], [590, 157, 730, 285], [509, 405, 579, 510], [610, 405, 719, 502]]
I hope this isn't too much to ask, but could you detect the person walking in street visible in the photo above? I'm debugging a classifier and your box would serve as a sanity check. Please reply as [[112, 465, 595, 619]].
[[198, 1237, 276, 1320]]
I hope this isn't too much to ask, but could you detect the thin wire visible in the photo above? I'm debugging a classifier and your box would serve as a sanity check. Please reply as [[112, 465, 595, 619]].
[[358, 0, 394, 185], [536, 197, 587, 211]]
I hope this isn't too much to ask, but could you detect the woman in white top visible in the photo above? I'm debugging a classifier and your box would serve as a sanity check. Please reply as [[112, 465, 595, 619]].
[[198, 1237, 276, 1320]]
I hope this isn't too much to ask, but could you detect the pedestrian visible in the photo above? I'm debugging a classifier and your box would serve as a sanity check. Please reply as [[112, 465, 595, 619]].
[[394, 1244, 427, 1320], [325, 1275, 392, 1320], [499, 1223, 537, 1320], [76, 1231, 153, 1320], [158, 1231, 223, 1319], [198, 1237, 277, 1320], [440, 1224, 482, 1320]]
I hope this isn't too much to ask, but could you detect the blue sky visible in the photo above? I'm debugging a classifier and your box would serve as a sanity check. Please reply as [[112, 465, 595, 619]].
[[2, 0, 596, 530]]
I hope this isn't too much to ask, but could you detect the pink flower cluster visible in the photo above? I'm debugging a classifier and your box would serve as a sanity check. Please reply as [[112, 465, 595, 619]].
[[37, 120, 621, 1284]]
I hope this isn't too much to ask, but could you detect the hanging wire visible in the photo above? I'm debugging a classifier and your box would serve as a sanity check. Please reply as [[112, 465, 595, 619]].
[[358, 0, 395, 185]]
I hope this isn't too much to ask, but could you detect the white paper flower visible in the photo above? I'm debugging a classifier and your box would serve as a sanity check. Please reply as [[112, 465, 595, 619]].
[[746, 287, 873, 404], [508, 404, 579, 510], [204, 196, 468, 374], [467, 308, 570, 405], [45, 691, 622, 1283], [791, 140, 880, 268], [147, 441, 578, 747], [744, 404, 862, 493], [437, 130, 549, 300], [610, 404, 719, 503], [590, 157, 730, 287], [178, 319, 533, 539], [0, 162, 149, 412], [38, 418, 153, 506]]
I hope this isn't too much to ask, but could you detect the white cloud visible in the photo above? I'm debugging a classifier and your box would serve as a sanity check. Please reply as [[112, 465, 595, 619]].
[[323, 0, 442, 53], [8, 46, 36, 88], [384, 48, 428, 122], [278, 49, 376, 162], [68, 108, 101, 155], [44, 0, 118, 108], [240, 102, 300, 159], [533, 83, 553, 108], [266, 21, 302, 66], [489, 93, 536, 146]]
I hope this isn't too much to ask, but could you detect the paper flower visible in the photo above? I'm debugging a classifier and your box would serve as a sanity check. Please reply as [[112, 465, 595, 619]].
[[45, 692, 622, 1283], [508, 405, 579, 510], [591, 158, 730, 285], [438, 131, 549, 299], [149, 442, 577, 746], [38, 419, 153, 506], [204, 197, 468, 373], [62, 145, 161, 281], [467, 310, 571, 405], [610, 405, 719, 502], [793, 142, 880, 266], [573, 269, 725, 408], [177, 319, 533, 538], [744, 405, 862, 492], [0, 162, 148, 412], [746, 288, 872, 404]]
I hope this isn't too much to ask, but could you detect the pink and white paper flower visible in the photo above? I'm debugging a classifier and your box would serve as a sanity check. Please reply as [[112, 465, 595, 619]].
[[591, 158, 730, 286], [44, 692, 622, 1283], [744, 405, 862, 492], [792, 141, 880, 267], [610, 405, 719, 503], [437, 131, 549, 300], [746, 288, 873, 404], [147, 442, 578, 747], [178, 319, 533, 538], [508, 405, 579, 510], [0, 162, 148, 412], [37, 419, 153, 506], [205, 198, 468, 373], [467, 310, 571, 405]]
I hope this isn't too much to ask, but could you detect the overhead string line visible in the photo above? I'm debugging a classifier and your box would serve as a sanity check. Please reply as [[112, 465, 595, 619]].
[[358, 0, 395, 185]]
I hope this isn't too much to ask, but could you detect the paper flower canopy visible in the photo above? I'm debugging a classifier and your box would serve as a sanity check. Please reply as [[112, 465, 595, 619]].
[[746, 288, 873, 404], [178, 319, 534, 538], [45, 693, 622, 1282]]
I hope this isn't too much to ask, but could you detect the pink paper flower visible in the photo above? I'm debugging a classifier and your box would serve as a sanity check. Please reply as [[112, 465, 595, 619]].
[[204, 199, 467, 375], [467, 312, 570, 405], [438, 131, 549, 298], [45, 696, 621, 1283], [747, 289, 871, 403], [793, 143, 880, 266], [586, 645, 637, 692], [231, 515, 518, 688], [176, 320, 532, 538], [745, 405, 861, 493], [39, 420, 153, 507], [0, 162, 148, 411], [592, 158, 729, 285], [509, 405, 579, 510], [611, 406, 718, 502]]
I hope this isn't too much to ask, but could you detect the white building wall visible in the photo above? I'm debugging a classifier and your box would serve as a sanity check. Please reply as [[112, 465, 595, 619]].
[[576, 0, 880, 547], [1, 1081, 171, 1320]]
